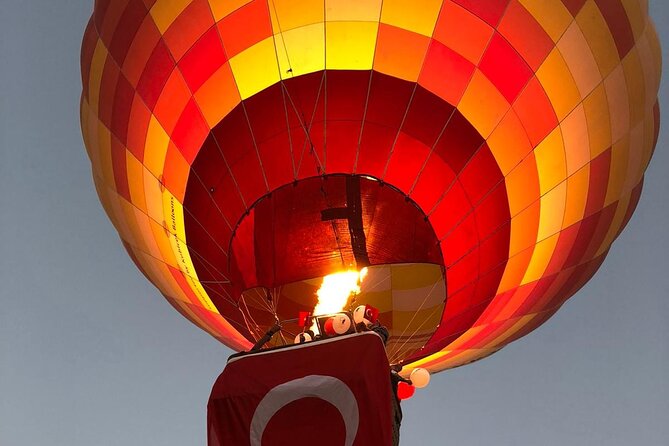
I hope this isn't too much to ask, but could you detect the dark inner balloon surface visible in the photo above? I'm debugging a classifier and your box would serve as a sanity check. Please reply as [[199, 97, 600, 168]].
[[184, 70, 511, 362]]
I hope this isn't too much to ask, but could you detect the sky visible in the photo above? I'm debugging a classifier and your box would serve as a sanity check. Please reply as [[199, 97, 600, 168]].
[[1, 1, 668, 445]]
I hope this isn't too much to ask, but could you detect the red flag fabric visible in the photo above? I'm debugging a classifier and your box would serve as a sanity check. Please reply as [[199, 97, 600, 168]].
[[208, 332, 393, 446], [297, 312, 311, 328], [364, 305, 380, 324]]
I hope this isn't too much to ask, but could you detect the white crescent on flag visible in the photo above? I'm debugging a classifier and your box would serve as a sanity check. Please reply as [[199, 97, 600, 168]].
[[250, 375, 360, 446]]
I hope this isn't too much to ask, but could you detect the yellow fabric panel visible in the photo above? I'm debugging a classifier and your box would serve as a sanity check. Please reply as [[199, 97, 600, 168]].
[[487, 110, 533, 176], [144, 116, 170, 178], [325, 0, 382, 22], [325, 21, 378, 70], [88, 40, 108, 115], [561, 105, 590, 176], [508, 203, 540, 257], [536, 183, 567, 242], [229, 37, 281, 99], [92, 174, 116, 229], [126, 151, 148, 212], [130, 248, 163, 284], [505, 155, 539, 217], [121, 200, 151, 255], [360, 290, 394, 313], [131, 208, 164, 260], [373, 26, 430, 82], [583, 85, 612, 158], [158, 269, 198, 306], [518, 0, 572, 42], [360, 265, 392, 292], [404, 349, 450, 371], [636, 32, 661, 111], [604, 65, 631, 144], [499, 243, 534, 293], [121, 199, 146, 254], [596, 193, 630, 257], [534, 127, 567, 195], [161, 190, 215, 315], [536, 48, 582, 121], [483, 314, 536, 349], [622, 49, 647, 127], [645, 22, 663, 97], [390, 263, 442, 290], [604, 135, 630, 206], [624, 124, 644, 192], [558, 21, 601, 98], [436, 325, 486, 352], [274, 23, 325, 78], [81, 102, 101, 178], [162, 147, 190, 202], [269, 0, 324, 32], [380, 0, 442, 37], [390, 309, 442, 359], [186, 271, 220, 312], [523, 233, 560, 285], [143, 168, 166, 223], [208, 0, 252, 21], [621, 0, 647, 40], [149, 217, 179, 269], [119, 201, 166, 264], [576, 0, 620, 78], [458, 70, 510, 139], [194, 63, 241, 127], [150, 0, 193, 34], [96, 122, 115, 187], [391, 308, 442, 332], [562, 164, 590, 227], [638, 117, 654, 182], [392, 286, 444, 312], [105, 189, 137, 248]]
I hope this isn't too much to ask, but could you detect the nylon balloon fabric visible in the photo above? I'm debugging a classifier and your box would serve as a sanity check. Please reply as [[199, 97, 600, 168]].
[[81, 0, 661, 372]]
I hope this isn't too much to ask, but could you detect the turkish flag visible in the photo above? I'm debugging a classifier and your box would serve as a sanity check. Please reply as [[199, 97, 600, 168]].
[[208, 332, 393, 446]]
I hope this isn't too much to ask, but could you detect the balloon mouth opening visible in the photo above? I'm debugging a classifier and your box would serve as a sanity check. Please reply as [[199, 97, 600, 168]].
[[183, 69, 512, 364], [240, 262, 446, 362]]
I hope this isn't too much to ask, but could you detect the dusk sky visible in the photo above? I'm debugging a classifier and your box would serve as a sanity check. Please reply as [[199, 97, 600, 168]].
[[1, 1, 668, 445]]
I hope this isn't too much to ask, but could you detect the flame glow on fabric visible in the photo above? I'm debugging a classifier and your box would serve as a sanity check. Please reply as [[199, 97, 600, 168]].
[[310, 268, 367, 333], [81, 0, 661, 373]]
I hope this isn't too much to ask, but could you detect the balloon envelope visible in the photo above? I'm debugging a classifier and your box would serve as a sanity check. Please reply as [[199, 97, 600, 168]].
[[81, 0, 661, 372]]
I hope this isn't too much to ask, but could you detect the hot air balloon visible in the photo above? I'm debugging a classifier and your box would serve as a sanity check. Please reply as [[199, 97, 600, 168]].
[[81, 0, 661, 441]]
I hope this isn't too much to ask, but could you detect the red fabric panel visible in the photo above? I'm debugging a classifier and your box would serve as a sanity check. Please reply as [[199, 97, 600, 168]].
[[162, 0, 216, 61], [110, 136, 131, 201], [433, 110, 484, 173], [208, 333, 393, 446], [594, 0, 635, 58], [80, 18, 97, 97], [401, 86, 455, 147], [452, 0, 510, 26], [584, 149, 611, 217], [561, 0, 587, 16], [172, 99, 210, 163], [111, 74, 135, 145], [179, 26, 228, 92], [136, 40, 175, 110], [217, 0, 272, 58], [479, 33, 533, 103], [108, 0, 148, 66]]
